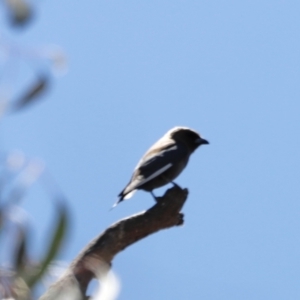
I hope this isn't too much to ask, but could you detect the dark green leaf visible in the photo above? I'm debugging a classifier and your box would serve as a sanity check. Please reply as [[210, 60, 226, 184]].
[[26, 200, 69, 288], [12, 74, 49, 112], [5, 0, 33, 26], [13, 225, 29, 276]]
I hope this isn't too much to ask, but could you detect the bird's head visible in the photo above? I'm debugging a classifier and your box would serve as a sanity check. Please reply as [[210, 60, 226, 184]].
[[167, 126, 209, 152]]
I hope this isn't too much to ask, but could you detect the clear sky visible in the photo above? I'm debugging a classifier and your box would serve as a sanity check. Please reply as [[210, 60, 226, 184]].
[[1, 0, 300, 299]]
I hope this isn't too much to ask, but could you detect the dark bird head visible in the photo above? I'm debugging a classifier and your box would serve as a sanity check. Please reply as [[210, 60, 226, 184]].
[[167, 126, 209, 152]]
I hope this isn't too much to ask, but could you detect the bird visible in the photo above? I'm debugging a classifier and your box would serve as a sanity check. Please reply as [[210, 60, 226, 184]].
[[112, 126, 209, 208]]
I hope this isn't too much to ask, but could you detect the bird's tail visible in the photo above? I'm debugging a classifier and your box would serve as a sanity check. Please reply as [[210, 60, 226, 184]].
[[110, 197, 123, 210], [110, 189, 136, 210]]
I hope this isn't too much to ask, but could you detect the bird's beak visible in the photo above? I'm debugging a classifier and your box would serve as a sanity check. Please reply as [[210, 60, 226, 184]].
[[196, 138, 209, 145]]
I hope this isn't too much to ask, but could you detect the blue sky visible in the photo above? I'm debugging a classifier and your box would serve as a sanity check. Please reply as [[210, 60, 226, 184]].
[[1, 0, 300, 299]]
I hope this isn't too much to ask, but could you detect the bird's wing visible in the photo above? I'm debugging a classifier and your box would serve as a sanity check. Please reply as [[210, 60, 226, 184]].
[[128, 162, 173, 190], [124, 141, 188, 192]]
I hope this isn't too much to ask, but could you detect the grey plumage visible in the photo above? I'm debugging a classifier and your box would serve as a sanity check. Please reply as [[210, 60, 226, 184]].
[[113, 126, 208, 208]]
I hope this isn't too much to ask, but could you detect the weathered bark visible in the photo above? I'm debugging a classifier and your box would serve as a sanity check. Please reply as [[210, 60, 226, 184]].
[[39, 185, 188, 300]]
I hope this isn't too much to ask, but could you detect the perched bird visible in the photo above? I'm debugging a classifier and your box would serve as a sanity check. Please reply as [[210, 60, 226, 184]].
[[113, 126, 209, 208]]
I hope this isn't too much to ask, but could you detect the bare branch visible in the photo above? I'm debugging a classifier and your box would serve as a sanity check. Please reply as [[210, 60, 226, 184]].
[[39, 185, 188, 300]]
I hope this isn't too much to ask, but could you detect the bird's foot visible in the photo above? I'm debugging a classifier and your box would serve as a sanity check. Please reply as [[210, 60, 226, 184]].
[[151, 191, 162, 203], [171, 181, 182, 189]]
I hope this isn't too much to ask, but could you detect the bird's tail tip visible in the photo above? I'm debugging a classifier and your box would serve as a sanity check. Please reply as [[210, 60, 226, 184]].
[[109, 189, 136, 211], [109, 196, 123, 211]]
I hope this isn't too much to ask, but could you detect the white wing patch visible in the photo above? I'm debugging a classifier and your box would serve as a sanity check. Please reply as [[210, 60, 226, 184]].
[[124, 189, 136, 200], [134, 163, 172, 189]]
